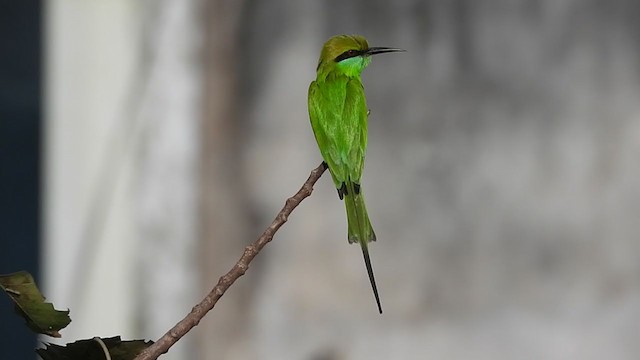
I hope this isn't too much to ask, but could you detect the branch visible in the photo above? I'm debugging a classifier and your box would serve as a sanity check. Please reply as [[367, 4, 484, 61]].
[[134, 162, 328, 360]]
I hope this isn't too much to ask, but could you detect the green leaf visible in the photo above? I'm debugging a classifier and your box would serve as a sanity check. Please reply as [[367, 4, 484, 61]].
[[0, 271, 71, 337], [37, 336, 154, 360]]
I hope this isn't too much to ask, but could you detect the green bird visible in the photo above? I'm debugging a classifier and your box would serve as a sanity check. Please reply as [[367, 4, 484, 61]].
[[308, 34, 404, 314]]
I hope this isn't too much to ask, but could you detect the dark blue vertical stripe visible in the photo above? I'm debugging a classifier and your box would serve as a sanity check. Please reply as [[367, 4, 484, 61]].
[[0, 0, 42, 357]]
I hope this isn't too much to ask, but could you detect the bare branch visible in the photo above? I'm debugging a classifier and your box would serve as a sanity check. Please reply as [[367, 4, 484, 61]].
[[134, 162, 328, 360]]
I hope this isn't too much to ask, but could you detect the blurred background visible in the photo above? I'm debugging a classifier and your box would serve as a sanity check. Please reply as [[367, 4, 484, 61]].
[[2, 0, 640, 359]]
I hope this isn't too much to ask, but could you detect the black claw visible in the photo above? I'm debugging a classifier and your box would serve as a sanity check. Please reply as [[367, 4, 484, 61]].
[[354, 183, 361, 194], [321, 161, 329, 170], [337, 182, 348, 200]]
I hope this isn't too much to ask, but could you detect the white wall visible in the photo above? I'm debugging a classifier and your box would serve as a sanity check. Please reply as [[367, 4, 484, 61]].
[[44, 2, 201, 359]]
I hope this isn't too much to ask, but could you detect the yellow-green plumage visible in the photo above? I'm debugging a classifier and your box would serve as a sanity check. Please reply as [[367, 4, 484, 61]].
[[308, 34, 404, 314]]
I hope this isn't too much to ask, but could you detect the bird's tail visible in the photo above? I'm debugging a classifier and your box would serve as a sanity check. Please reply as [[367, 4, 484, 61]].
[[343, 181, 382, 313]]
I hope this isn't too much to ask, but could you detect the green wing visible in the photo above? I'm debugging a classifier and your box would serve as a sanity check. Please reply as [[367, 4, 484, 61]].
[[342, 78, 368, 183], [308, 76, 368, 189]]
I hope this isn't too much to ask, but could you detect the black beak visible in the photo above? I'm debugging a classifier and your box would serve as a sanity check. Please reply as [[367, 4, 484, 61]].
[[365, 47, 406, 56]]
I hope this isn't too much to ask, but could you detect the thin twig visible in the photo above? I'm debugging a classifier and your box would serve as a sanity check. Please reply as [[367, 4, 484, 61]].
[[134, 162, 327, 360], [93, 337, 111, 360]]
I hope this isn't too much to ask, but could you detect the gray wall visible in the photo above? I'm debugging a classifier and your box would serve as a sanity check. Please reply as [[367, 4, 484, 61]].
[[44, 1, 640, 359], [216, 1, 640, 359]]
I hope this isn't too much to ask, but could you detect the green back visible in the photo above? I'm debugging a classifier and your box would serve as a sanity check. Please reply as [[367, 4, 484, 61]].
[[308, 72, 368, 188]]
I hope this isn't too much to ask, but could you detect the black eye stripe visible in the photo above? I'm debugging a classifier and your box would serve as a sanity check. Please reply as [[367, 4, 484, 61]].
[[335, 49, 364, 62]]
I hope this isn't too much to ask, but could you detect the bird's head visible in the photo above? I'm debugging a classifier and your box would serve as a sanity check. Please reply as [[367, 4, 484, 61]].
[[316, 34, 404, 78]]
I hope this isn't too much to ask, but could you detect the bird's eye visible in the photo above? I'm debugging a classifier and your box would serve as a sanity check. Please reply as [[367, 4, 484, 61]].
[[335, 49, 361, 62]]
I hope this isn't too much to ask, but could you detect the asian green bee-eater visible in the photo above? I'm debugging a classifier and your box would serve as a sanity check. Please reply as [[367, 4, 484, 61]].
[[308, 34, 404, 314]]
